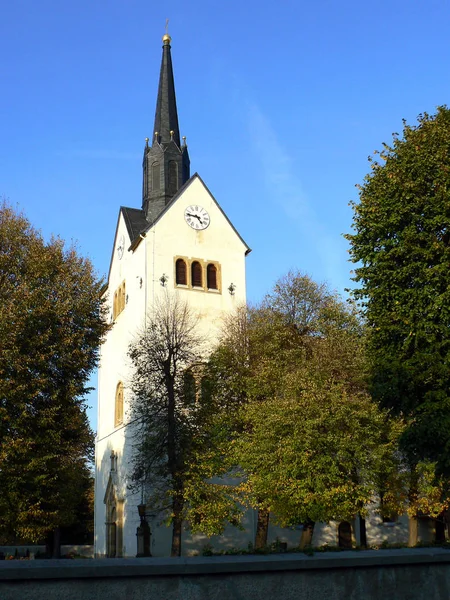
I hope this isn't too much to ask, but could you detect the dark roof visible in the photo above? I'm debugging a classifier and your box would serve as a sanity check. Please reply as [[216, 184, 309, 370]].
[[121, 207, 148, 244]]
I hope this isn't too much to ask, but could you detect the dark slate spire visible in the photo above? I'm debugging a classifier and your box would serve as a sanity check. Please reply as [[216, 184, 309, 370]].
[[153, 33, 181, 148], [142, 32, 190, 222]]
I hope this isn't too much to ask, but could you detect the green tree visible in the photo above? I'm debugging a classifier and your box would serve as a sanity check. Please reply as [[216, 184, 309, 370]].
[[229, 381, 392, 535], [127, 292, 210, 557], [346, 107, 450, 477], [185, 271, 387, 548], [0, 202, 108, 553]]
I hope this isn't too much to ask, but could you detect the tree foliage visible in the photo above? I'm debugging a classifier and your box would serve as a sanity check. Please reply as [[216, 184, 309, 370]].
[[229, 384, 391, 528], [0, 202, 108, 547], [346, 107, 450, 475], [185, 271, 392, 542]]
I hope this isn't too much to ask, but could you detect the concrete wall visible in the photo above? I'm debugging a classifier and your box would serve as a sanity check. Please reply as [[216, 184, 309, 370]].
[[1, 548, 449, 600]]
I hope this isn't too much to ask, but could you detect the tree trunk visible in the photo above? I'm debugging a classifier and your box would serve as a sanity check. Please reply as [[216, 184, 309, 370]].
[[166, 372, 183, 558], [408, 467, 419, 547], [408, 515, 418, 547], [443, 510, 450, 541], [358, 513, 367, 548], [254, 508, 270, 549], [299, 520, 315, 549], [171, 495, 183, 557], [171, 515, 182, 557], [46, 528, 61, 558], [52, 527, 61, 558]]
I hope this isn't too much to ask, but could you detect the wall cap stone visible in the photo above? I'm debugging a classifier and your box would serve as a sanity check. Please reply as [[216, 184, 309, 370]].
[[1, 548, 450, 581]]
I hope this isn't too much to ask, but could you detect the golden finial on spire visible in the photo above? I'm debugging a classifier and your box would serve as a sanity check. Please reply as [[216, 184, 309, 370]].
[[162, 19, 171, 44]]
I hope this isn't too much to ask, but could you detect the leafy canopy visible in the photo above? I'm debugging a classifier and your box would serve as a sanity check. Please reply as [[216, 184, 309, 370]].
[[185, 271, 392, 534], [346, 107, 450, 474], [0, 202, 108, 543]]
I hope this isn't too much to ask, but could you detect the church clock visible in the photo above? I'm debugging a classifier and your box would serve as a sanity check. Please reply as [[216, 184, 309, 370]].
[[184, 205, 210, 230], [117, 234, 125, 259]]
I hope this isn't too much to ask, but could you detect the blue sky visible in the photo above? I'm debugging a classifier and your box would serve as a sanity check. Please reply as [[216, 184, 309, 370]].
[[2, 0, 450, 431]]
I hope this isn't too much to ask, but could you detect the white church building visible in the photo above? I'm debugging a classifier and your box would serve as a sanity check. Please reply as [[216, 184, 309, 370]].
[[94, 32, 427, 558]]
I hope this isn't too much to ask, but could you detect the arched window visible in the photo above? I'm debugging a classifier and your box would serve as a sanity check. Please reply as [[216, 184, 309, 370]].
[[168, 161, 178, 195], [115, 382, 124, 426], [191, 261, 202, 288], [207, 264, 218, 290], [176, 259, 187, 285], [152, 162, 160, 191]]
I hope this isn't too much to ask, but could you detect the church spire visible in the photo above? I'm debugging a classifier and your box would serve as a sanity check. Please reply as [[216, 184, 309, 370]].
[[153, 32, 181, 148], [142, 29, 190, 222]]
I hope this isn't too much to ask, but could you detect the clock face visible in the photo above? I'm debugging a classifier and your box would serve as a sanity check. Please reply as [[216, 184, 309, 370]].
[[117, 234, 125, 260], [184, 205, 210, 230]]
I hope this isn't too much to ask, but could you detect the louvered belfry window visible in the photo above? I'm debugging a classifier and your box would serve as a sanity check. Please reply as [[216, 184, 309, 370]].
[[207, 263, 217, 289], [191, 261, 202, 287], [152, 161, 160, 191], [168, 160, 178, 195], [176, 259, 187, 285]]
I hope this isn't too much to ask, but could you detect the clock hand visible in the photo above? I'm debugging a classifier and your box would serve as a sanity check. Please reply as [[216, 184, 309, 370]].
[[187, 212, 203, 223]]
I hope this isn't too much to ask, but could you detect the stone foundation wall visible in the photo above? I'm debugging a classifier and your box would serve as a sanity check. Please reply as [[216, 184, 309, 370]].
[[0, 548, 449, 600]]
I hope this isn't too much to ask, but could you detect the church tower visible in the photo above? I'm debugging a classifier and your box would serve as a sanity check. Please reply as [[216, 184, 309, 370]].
[[142, 32, 190, 222], [94, 31, 249, 559]]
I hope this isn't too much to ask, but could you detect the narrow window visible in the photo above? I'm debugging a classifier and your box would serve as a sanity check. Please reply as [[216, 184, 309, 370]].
[[152, 162, 160, 191], [119, 284, 123, 314], [176, 259, 187, 285], [168, 161, 178, 195], [191, 261, 202, 288], [113, 291, 118, 320], [143, 159, 148, 195], [115, 382, 124, 426], [207, 264, 218, 290], [121, 281, 126, 311]]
